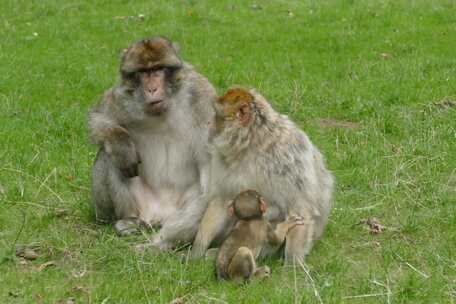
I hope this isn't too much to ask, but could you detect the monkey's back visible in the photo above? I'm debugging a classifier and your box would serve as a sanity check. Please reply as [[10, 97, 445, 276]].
[[211, 89, 334, 241]]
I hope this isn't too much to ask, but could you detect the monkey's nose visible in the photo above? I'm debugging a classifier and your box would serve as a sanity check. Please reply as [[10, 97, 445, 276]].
[[148, 88, 158, 93]]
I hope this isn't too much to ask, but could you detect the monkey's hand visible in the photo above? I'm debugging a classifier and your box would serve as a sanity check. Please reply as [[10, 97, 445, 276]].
[[105, 133, 140, 178], [285, 215, 306, 232]]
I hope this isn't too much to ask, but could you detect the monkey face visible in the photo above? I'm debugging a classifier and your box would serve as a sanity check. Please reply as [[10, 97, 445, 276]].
[[136, 68, 176, 115], [121, 37, 183, 115], [214, 88, 254, 132]]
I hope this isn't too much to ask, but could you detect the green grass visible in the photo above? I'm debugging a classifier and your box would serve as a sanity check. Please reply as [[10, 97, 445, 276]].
[[1, 0, 456, 303]]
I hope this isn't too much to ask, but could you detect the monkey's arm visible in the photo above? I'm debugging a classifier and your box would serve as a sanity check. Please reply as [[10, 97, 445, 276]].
[[266, 216, 305, 246], [88, 92, 140, 178], [191, 197, 233, 259], [152, 194, 211, 250], [88, 90, 127, 144]]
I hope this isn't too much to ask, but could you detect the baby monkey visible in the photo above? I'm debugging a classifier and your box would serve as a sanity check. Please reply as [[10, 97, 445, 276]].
[[216, 190, 304, 282]]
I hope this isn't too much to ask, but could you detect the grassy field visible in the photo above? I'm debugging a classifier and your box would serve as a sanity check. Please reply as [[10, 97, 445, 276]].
[[1, 0, 456, 303]]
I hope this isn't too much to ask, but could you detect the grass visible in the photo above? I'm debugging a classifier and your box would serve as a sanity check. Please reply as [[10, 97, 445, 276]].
[[1, 0, 455, 303]]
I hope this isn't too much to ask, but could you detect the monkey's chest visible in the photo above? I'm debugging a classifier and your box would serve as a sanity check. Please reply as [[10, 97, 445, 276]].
[[130, 128, 200, 217], [213, 157, 262, 197]]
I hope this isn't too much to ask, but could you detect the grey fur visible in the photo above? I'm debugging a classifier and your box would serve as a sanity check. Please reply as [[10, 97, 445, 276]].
[[88, 37, 216, 246], [192, 89, 334, 263]]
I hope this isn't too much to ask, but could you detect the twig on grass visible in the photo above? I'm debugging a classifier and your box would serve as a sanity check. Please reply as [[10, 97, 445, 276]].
[[293, 258, 299, 304], [371, 278, 392, 304], [3, 200, 48, 209], [1, 167, 65, 204], [297, 258, 323, 304], [395, 253, 430, 279], [342, 293, 389, 299], [1, 208, 27, 265], [134, 254, 152, 304], [351, 202, 384, 211], [34, 168, 57, 198], [200, 295, 228, 304], [100, 297, 110, 304]]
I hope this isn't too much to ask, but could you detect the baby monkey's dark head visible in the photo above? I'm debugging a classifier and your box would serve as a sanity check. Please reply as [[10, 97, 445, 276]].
[[229, 189, 267, 220]]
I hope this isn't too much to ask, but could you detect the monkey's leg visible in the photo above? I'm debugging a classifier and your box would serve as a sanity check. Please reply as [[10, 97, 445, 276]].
[[96, 153, 148, 236], [227, 247, 256, 281], [191, 198, 232, 259], [109, 175, 146, 236], [151, 189, 209, 251], [205, 248, 219, 260], [284, 216, 315, 265], [91, 150, 116, 223]]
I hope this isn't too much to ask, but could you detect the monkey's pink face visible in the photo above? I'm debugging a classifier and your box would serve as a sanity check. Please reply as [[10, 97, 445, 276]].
[[139, 69, 169, 115]]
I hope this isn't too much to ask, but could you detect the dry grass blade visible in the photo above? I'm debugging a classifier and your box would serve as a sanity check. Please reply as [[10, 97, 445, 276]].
[[297, 259, 323, 304], [37, 261, 56, 272], [395, 254, 430, 279], [318, 119, 360, 130], [433, 98, 456, 109], [169, 297, 185, 304], [342, 293, 389, 299]]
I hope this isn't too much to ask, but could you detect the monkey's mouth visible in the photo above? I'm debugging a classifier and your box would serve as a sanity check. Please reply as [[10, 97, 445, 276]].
[[149, 100, 163, 106], [145, 100, 166, 113]]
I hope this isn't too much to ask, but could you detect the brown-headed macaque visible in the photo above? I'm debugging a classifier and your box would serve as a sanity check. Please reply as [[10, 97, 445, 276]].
[[216, 190, 304, 281], [192, 88, 334, 264], [88, 36, 216, 249]]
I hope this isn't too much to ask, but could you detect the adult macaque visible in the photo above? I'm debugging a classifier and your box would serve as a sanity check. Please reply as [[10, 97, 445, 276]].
[[216, 190, 304, 281], [192, 88, 334, 263], [88, 36, 215, 249]]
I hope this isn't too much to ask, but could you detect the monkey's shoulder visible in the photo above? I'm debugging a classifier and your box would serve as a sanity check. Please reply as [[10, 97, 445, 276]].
[[91, 86, 137, 123]]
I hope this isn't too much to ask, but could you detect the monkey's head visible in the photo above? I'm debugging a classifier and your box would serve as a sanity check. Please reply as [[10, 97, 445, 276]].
[[214, 88, 255, 133], [120, 36, 183, 115], [229, 189, 267, 220]]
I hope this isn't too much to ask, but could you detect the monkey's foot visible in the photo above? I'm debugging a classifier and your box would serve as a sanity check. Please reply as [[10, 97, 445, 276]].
[[114, 219, 141, 236], [134, 242, 162, 255], [253, 265, 271, 280], [189, 240, 211, 260], [114, 218, 152, 236], [150, 234, 174, 251], [205, 248, 219, 261], [178, 247, 217, 263]]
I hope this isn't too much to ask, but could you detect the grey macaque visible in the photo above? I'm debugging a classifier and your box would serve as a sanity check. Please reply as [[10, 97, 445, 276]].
[[192, 88, 334, 263], [88, 36, 216, 249]]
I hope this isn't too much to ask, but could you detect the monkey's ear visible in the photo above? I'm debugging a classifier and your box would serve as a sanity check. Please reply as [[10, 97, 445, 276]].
[[228, 200, 235, 216], [172, 42, 181, 54], [236, 104, 251, 125], [259, 198, 267, 213]]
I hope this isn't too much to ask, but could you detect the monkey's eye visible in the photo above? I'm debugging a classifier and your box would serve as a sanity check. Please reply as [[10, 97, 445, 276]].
[[164, 67, 178, 77], [122, 71, 140, 84]]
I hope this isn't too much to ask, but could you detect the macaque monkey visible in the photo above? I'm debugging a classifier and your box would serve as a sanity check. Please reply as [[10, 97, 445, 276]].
[[192, 88, 334, 263], [88, 36, 216, 249], [216, 190, 304, 281]]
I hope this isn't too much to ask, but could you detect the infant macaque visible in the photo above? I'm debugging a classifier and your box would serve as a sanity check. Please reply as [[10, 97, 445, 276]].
[[215, 190, 304, 281]]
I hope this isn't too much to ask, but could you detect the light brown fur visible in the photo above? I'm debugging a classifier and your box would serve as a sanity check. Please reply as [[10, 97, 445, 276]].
[[215, 190, 303, 281]]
